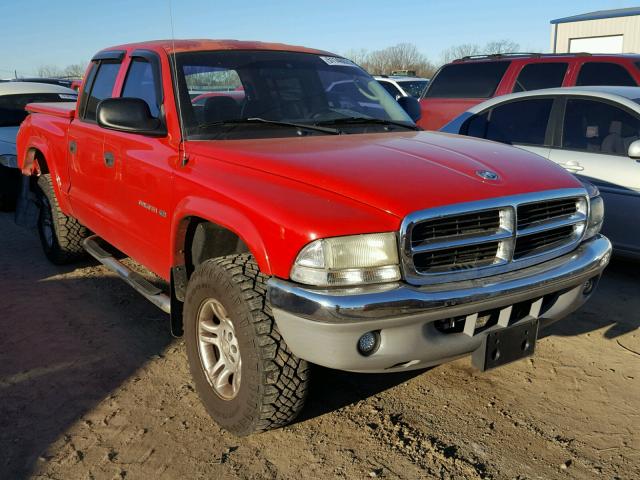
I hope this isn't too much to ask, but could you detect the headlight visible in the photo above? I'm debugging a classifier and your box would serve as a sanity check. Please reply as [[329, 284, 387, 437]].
[[0, 154, 18, 169], [584, 195, 604, 240], [290, 232, 401, 287]]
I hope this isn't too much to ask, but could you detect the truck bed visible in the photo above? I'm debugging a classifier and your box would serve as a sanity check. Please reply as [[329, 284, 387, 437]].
[[25, 101, 76, 119]]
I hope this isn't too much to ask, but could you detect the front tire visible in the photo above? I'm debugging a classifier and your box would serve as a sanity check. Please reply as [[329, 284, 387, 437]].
[[184, 254, 309, 436], [36, 174, 88, 264]]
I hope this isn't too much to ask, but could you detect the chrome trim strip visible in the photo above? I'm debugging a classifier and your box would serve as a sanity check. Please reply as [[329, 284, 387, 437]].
[[268, 235, 611, 324], [399, 188, 588, 285], [517, 213, 586, 235], [411, 228, 512, 253]]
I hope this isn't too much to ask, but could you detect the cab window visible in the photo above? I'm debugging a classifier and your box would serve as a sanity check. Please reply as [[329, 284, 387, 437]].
[[425, 61, 510, 98], [83, 61, 121, 121], [122, 58, 161, 117]]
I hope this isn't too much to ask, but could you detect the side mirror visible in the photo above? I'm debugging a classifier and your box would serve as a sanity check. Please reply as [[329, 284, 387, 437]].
[[628, 139, 640, 159], [397, 96, 422, 123], [97, 97, 164, 136]]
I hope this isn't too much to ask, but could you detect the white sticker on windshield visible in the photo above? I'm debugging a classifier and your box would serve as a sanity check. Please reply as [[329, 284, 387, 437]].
[[320, 56, 358, 67], [59, 94, 78, 100]]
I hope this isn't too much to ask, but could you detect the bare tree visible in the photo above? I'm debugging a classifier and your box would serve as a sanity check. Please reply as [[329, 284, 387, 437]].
[[63, 62, 87, 78], [484, 39, 521, 55], [37, 65, 64, 77], [344, 43, 437, 78], [440, 44, 482, 64], [440, 39, 521, 64]]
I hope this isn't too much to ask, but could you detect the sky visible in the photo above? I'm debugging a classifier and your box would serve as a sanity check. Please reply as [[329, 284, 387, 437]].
[[0, 0, 638, 78]]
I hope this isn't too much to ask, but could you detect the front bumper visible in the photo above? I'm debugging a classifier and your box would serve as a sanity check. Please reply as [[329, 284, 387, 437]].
[[268, 235, 611, 373]]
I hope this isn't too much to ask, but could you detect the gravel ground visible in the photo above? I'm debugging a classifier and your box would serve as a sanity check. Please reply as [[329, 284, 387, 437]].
[[0, 211, 638, 480]]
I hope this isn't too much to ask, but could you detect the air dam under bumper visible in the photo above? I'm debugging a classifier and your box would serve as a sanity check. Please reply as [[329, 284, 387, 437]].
[[267, 235, 611, 373]]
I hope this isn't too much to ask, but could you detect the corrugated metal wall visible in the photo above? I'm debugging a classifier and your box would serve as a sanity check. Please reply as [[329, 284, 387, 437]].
[[551, 16, 640, 53]]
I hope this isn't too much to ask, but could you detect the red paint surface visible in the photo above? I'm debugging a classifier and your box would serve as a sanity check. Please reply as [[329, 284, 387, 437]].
[[17, 40, 583, 282]]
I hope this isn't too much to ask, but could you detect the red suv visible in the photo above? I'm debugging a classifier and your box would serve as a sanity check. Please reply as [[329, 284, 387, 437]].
[[418, 53, 640, 130]]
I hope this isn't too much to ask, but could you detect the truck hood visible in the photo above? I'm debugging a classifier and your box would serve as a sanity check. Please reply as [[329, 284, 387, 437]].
[[188, 131, 582, 218]]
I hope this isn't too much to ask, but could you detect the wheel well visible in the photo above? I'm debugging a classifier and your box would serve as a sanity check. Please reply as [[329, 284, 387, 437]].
[[26, 147, 49, 175], [170, 218, 250, 337]]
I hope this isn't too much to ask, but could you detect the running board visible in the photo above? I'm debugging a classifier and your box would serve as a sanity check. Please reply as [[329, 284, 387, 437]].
[[83, 235, 171, 314]]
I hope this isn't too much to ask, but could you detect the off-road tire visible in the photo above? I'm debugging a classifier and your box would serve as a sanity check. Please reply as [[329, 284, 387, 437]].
[[184, 254, 310, 436], [36, 174, 88, 264]]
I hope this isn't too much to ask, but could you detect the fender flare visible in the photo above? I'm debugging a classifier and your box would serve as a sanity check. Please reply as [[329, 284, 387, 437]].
[[171, 195, 272, 275]]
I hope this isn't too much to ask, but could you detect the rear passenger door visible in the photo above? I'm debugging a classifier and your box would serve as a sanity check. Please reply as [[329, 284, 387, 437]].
[[548, 97, 640, 253], [462, 97, 556, 159], [68, 51, 123, 226]]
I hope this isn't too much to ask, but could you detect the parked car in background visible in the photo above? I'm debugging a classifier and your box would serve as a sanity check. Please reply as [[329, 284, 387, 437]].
[[0, 82, 77, 209], [375, 75, 429, 99], [419, 53, 640, 130], [441, 86, 640, 258]]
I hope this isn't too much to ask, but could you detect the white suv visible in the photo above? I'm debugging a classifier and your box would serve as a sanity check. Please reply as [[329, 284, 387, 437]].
[[375, 75, 429, 99]]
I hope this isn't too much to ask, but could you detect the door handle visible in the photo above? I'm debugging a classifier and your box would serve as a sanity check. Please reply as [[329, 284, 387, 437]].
[[104, 152, 115, 168], [69, 140, 77, 154], [559, 161, 584, 172]]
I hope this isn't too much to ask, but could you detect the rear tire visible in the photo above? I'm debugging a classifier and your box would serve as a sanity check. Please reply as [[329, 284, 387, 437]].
[[36, 174, 89, 264], [184, 254, 310, 436]]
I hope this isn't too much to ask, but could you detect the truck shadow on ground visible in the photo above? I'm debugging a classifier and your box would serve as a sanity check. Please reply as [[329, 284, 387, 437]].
[[0, 213, 171, 478]]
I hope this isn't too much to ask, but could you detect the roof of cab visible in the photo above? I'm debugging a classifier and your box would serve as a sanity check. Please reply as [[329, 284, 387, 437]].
[[99, 39, 336, 57]]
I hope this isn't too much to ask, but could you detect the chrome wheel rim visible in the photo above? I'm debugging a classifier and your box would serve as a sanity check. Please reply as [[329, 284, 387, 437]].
[[196, 298, 241, 400]]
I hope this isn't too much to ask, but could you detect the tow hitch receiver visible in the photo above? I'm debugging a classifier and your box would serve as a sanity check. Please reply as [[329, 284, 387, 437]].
[[472, 318, 538, 371]]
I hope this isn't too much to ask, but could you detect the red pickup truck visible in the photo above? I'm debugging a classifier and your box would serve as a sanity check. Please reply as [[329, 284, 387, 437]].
[[17, 40, 611, 436]]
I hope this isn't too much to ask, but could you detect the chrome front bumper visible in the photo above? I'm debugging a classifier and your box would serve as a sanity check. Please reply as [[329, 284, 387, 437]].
[[267, 235, 611, 373]]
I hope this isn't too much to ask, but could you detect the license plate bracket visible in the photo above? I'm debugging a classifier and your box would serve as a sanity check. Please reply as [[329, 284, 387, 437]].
[[472, 318, 538, 371]]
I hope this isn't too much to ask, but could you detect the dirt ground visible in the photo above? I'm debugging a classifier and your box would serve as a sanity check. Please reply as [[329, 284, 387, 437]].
[[0, 211, 638, 480]]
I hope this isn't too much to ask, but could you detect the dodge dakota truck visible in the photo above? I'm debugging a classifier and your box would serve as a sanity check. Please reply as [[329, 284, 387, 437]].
[[17, 40, 611, 436]]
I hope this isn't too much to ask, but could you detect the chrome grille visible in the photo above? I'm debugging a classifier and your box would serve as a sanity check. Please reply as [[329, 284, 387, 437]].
[[401, 189, 588, 285]]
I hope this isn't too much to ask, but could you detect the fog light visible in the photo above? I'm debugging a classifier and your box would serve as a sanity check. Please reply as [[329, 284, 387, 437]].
[[583, 278, 596, 296], [357, 331, 380, 356]]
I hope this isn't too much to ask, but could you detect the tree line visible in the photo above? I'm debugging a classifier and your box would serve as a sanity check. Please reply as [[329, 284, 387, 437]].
[[345, 39, 520, 78], [26, 39, 521, 81]]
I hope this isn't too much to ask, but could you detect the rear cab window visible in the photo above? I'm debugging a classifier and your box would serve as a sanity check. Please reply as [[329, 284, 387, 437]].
[[424, 61, 510, 98], [576, 62, 637, 87], [513, 63, 568, 92], [80, 60, 121, 121]]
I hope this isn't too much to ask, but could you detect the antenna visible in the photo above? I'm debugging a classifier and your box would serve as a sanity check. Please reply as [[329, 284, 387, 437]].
[[168, 0, 189, 167]]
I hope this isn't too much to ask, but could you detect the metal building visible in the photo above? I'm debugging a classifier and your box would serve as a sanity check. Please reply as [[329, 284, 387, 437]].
[[550, 7, 640, 54]]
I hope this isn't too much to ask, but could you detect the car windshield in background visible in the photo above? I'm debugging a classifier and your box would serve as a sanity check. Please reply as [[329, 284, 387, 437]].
[[425, 61, 510, 98], [173, 50, 415, 140], [398, 80, 428, 97], [0, 92, 76, 127]]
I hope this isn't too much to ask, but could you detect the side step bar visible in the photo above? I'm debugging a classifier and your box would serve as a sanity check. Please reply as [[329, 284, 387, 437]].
[[83, 235, 171, 314]]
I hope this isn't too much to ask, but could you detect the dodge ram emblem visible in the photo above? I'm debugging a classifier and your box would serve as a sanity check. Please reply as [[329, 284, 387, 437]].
[[476, 170, 500, 181]]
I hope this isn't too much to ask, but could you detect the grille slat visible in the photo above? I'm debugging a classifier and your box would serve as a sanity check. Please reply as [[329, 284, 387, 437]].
[[411, 210, 500, 246], [405, 194, 585, 280], [517, 198, 577, 229]]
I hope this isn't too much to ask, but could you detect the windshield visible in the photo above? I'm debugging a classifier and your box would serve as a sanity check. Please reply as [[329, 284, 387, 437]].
[[173, 50, 414, 139], [398, 80, 429, 98]]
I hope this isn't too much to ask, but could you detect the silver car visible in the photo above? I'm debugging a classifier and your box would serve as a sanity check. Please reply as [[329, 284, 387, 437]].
[[441, 86, 640, 258], [0, 82, 77, 209]]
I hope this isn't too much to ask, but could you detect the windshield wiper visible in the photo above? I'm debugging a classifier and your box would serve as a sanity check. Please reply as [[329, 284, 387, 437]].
[[198, 117, 341, 135], [315, 117, 420, 131]]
